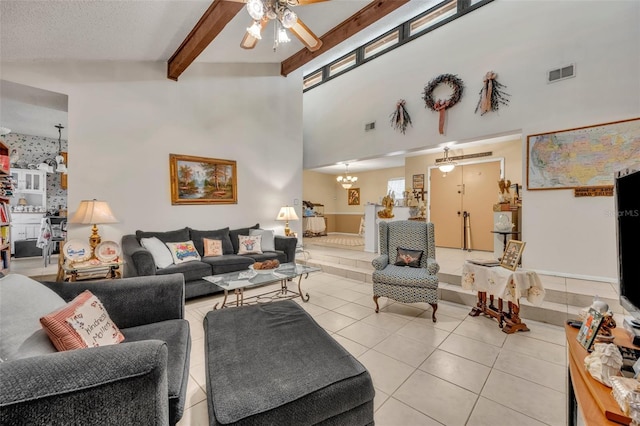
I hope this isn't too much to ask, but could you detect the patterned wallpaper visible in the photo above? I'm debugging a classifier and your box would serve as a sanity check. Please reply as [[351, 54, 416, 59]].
[[2, 132, 67, 212]]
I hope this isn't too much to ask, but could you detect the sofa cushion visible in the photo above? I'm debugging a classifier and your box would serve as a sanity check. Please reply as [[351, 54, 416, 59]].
[[122, 319, 190, 424], [0, 274, 66, 361], [40, 290, 125, 351], [190, 227, 234, 256], [394, 247, 423, 268], [165, 241, 201, 264], [242, 251, 286, 264], [155, 261, 212, 282], [136, 227, 190, 244], [140, 236, 174, 268], [250, 229, 275, 252], [238, 235, 262, 255], [229, 223, 260, 254], [200, 254, 254, 275]]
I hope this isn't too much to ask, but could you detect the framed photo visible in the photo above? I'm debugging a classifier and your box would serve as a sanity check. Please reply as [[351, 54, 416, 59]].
[[576, 307, 604, 352], [169, 154, 237, 205], [348, 188, 360, 205], [413, 174, 425, 190], [527, 117, 640, 190], [500, 239, 525, 271]]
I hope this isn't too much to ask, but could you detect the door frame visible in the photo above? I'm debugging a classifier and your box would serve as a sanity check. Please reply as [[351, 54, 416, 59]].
[[427, 157, 505, 222]]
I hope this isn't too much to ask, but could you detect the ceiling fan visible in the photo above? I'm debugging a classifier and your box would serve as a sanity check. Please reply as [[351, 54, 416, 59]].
[[235, 0, 326, 51]]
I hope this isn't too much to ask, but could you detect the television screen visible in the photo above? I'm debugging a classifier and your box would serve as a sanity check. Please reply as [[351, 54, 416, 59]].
[[616, 165, 640, 319]]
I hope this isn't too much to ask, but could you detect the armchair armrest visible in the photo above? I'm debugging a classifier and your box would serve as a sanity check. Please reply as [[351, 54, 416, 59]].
[[122, 234, 157, 277], [275, 235, 297, 263], [0, 340, 169, 425], [41, 274, 185, 328], [426, 258, 440, 275], [372, 255, 389, 270]]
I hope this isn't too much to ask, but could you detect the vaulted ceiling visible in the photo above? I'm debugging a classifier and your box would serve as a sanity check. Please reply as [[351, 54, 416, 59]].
[[0, 0, 440, 77]]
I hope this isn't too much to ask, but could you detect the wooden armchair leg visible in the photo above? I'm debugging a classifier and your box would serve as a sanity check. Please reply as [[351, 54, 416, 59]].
[[430, 303, 438, 322], [373, 295, 380, 313]]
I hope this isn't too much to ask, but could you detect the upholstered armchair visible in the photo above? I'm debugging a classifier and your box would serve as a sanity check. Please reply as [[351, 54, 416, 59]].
[[372, 220, 440, 322]]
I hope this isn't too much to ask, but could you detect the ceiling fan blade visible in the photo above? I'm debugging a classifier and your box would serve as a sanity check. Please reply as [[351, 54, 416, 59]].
[[240, 19, 268, 49], [289, 18, 323, 52], [290, 0, 331, 4]]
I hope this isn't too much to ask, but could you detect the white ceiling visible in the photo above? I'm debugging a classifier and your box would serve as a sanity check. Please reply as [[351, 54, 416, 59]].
[[2, 0, 499, 166]]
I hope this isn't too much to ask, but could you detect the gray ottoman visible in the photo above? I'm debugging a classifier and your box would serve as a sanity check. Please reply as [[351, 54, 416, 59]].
[[204, 301, 375, 425]]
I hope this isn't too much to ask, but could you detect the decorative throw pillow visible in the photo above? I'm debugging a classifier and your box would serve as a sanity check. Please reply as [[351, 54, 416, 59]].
[[40, 290, 125, 351], [238, 235, 263, 254], [249, 229, 275, 252], [140, 236, 174, 268], [203, 238, 223, 257], [394, 247, 423, 268], [165, 241, 201, 264]]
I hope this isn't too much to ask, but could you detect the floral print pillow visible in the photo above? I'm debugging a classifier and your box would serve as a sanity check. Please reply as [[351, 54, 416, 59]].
[[394, 247, 423, 268], [238, 235, 263, 255]]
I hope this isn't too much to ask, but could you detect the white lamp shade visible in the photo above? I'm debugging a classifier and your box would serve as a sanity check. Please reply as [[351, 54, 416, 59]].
[[276, 206, 299, 221], [438, 163, 456, 173], [69, 200, 118, 224]]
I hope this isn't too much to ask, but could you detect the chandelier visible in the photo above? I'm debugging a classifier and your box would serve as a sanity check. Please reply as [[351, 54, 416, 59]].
[[437, 147, 457, 173], [336, 164, 358, 189], [246, 0, 296, 50]]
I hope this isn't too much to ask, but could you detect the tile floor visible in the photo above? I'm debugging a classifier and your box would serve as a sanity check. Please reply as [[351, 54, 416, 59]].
[[10, 248, 575, 425], [180, 273, 569, 426]]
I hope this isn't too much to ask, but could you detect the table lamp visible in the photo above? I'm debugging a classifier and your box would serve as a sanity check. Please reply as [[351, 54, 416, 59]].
[[276, 206, 299, 236], [69, 199, 118, 259]]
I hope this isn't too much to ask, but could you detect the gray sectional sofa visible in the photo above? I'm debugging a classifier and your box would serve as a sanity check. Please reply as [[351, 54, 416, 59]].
[[0, 273, 190, 426], [122, 224, 297, 299]]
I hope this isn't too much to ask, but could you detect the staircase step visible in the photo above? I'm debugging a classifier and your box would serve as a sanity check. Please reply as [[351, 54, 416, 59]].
[[298, 248, 621, 328]]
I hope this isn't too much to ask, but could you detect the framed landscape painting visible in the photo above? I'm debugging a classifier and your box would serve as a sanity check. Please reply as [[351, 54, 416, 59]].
[[170, 154, 237, 205]]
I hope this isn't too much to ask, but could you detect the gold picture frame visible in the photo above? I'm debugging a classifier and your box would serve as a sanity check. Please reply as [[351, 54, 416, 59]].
[[413, 174, 425, 190], [500, 239, 526, 271], [169, 154, 237, 205], [348, 188, 360, 205]]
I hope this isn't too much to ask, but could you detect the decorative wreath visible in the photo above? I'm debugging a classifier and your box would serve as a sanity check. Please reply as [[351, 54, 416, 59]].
[[422, 73, 464, 111]]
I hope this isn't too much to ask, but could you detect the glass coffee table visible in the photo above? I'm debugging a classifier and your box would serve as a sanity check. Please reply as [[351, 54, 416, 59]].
[[203, 263, 320, 309]]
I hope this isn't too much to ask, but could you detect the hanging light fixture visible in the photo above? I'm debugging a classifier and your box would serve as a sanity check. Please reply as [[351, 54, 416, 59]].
[[437, 147, 457, 173], [245, 0, 298, 51], [54, 124, 67, 173], [336, 164, 358, 189]]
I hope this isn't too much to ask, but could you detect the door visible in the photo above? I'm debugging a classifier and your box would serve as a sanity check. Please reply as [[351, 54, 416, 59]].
[[462, 162, 501, 251], [430, 167, 463, 248], [429, 161, 501, 251]]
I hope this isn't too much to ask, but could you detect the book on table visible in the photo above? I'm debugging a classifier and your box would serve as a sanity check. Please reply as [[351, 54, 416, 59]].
[[467, 259, 501, 267]]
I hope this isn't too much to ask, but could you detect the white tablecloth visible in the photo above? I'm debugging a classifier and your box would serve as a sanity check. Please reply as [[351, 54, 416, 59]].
[[303, 216, 326, 234], [462, 262, 545, 306]]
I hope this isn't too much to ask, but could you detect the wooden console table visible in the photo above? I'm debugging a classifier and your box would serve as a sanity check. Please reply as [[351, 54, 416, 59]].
[[566, 324, 636, 425], [462, 262, 545, 333]]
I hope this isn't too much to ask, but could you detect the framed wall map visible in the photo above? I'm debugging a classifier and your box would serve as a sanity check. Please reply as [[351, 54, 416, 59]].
[[527, 117, 640, 190]]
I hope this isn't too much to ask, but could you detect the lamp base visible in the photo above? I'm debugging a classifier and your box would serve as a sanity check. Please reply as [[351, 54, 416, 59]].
[[89, 224, 101, 260]]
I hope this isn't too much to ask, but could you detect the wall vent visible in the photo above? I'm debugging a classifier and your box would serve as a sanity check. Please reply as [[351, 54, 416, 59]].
[[364, 121, 376, 131], [548, 63, 575, 83]]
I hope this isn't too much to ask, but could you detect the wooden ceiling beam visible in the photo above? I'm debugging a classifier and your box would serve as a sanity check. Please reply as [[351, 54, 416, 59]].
[[280, 0, 410, 77], [167, 0, 244, 81]]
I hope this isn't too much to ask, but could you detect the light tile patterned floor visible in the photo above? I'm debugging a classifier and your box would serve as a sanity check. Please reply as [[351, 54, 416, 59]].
[[179, 272, 568, 426], [10, 247, 571, 425]]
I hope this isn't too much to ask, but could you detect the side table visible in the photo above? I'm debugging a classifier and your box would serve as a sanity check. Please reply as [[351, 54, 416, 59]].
[[462, 262, 545, 333], [61, 260, 122, 282]]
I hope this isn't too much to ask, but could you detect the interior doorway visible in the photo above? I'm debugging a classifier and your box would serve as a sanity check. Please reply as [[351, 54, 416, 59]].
[[428, 160, 502, 252]]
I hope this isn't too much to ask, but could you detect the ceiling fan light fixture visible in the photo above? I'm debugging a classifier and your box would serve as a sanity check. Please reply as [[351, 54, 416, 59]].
[[247, 20, 263, 39], [277, 26, 290, 43], [246, 0, 265, 20], [280, 8, 297, 28]]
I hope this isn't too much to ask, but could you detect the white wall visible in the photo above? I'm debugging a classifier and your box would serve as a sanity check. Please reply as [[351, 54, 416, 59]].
[[303, 1, 640, 280], [1, 61, 304, 242]]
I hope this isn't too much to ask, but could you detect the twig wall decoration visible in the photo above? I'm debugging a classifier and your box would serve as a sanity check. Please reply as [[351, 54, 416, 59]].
[[390, 99, 412, 134], [475, 71, 510, 115]]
